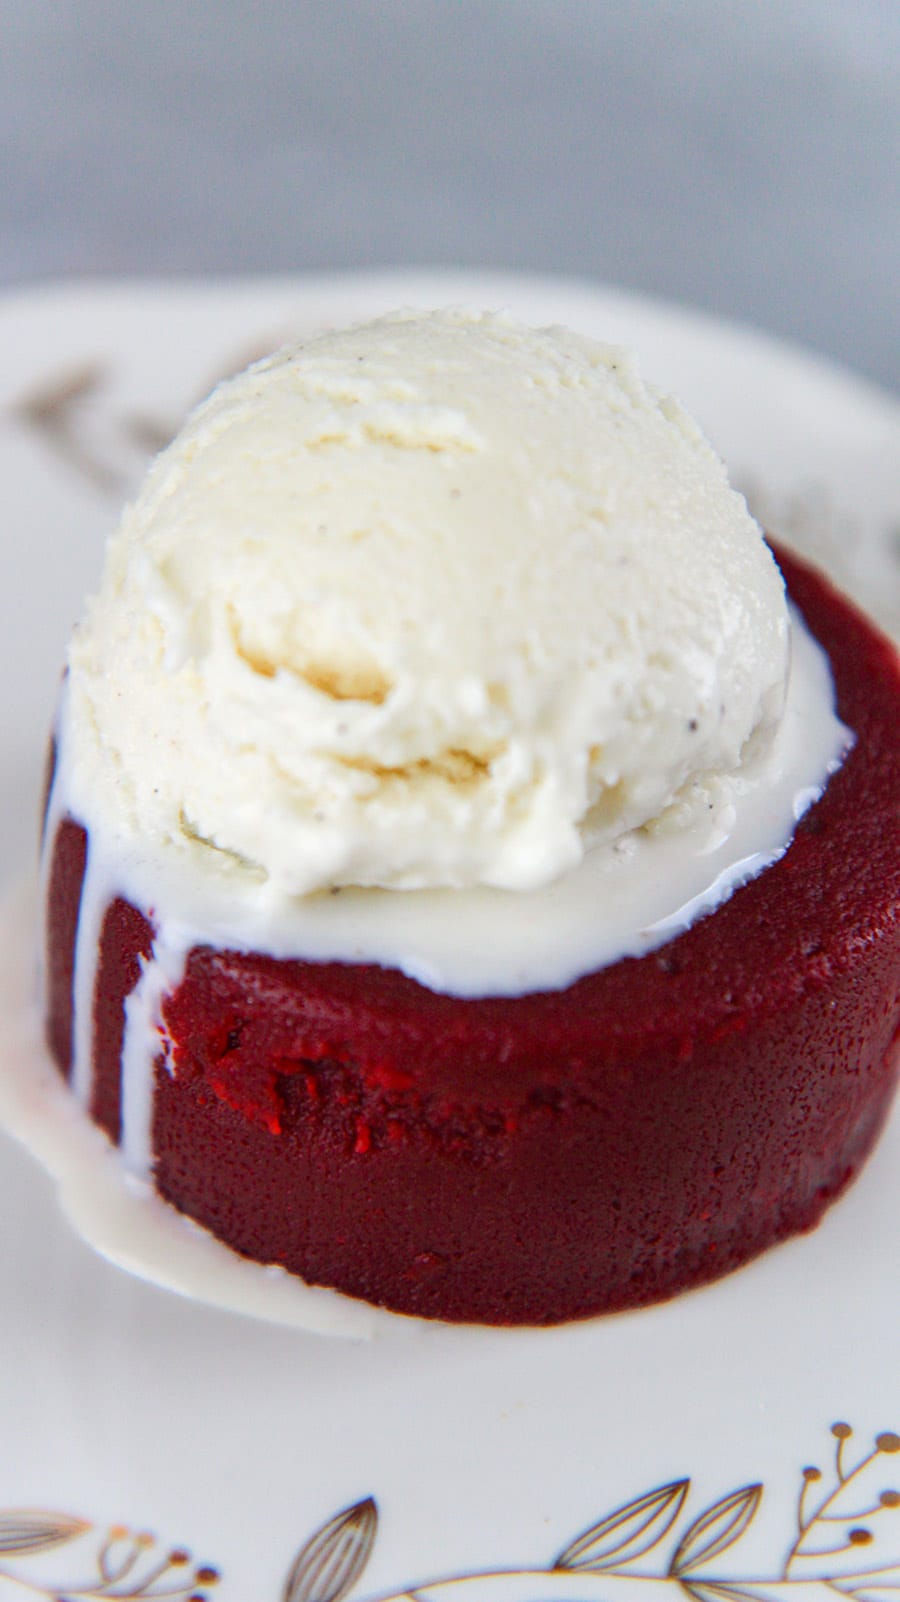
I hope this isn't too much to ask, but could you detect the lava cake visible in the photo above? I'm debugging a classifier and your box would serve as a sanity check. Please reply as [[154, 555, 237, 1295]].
[[39, 311, 900, 1324]]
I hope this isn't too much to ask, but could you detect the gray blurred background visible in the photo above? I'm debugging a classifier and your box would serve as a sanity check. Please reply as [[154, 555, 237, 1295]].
[[1, 0, 898, 388]]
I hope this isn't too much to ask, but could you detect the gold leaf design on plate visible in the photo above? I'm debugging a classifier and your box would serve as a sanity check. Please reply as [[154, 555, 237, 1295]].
[[282, 1498, 378, 1602], [670, 1485, 764, 1578], [12, 363, 126, 492], [122, 410, 175, 454], [555, 1479, 690, 1571], [783, 1421, 900, 1593], [280, 1423, 894, 1602], [0, 1509, 89, 1555], [8, 335, 287, 499], [679, 1583, 774, 1602], [1, 1419, 896, 1599], [0, 1514, 218, 1598]]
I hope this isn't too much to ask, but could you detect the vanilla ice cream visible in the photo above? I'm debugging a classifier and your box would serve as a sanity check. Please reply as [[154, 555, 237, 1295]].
[[66, 308, 790, 898]]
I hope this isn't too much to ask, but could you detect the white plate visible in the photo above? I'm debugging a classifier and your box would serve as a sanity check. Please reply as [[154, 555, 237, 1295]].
[[0, 273, 897, 1602]]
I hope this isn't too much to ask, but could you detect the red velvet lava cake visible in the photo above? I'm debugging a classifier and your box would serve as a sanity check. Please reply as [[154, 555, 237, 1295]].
[[37, 313, 900, 1326], [42, 547, 900, 1324]]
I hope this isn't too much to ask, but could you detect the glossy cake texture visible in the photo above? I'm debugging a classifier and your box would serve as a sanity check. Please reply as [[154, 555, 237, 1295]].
[[39, 312, 900, 1324]]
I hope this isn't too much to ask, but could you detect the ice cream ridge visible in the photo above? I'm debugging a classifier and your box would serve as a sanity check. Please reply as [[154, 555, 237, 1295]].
[[42, 308, 900, 1325]]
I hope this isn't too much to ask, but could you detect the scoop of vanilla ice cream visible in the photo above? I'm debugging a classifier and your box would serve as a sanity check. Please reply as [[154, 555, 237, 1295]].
[[66, 308, 789, 895]]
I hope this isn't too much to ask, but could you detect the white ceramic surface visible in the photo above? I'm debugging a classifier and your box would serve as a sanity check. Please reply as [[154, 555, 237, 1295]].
[[0, 274, 897, 1602]]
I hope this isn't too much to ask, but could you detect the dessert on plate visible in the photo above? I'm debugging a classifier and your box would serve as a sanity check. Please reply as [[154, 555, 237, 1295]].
[[40, 309, 900, 1324]]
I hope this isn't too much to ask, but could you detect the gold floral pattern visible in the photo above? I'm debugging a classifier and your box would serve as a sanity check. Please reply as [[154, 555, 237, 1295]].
[[9, 340, 281, 498], [3, 1421, 896, 1602], [284, 1421, 899, 1602], [0, 1513, 219, 1599]]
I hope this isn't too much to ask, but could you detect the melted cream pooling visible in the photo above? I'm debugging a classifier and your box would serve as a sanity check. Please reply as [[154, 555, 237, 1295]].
[[1, 882, 401, 1337], [42, 604, 850, 1187]]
